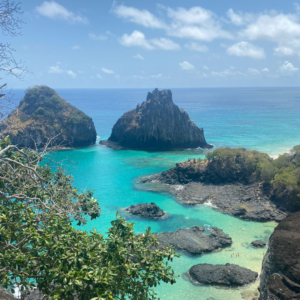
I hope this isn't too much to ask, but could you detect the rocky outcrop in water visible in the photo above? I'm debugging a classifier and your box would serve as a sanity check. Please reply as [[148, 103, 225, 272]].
[[189, 263, 258, 287], [259, 211, 300, 299], [125, 202, 166, 218], [154, 226, 232, 255], [0, 85, 97, 149], [100, 88, 212, 151], [251, 240, 266, 248]]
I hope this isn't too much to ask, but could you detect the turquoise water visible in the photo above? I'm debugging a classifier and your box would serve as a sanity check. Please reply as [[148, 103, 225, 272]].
[[14, 87, 300, 299]]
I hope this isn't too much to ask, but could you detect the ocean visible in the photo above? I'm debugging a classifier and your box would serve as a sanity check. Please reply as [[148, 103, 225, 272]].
[[13, 87, 300, 300]]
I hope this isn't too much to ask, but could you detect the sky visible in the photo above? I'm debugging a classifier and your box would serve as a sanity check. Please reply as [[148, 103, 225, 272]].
[[5, 0, 300, 88]]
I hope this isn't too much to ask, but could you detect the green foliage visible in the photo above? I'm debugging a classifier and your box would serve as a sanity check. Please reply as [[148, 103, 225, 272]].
[[0, 137, 179, 299], [204, 146, 300, 209]]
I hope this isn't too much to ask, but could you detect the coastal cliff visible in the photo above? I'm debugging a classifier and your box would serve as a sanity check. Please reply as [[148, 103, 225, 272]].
[[259, 211, 300, 299], [100, 88, 212, 151], [0, 85, 97, 149]]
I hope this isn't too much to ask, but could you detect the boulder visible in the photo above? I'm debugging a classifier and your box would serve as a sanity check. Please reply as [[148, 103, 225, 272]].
[[259, 211, 300, 299], [154, 226, 232, 255], [189, 263, 258, 287], [100, 88, 212, 151], [251, 240, 266, 248], [0, 85, 97, 149], [125, 202, 166, 218]]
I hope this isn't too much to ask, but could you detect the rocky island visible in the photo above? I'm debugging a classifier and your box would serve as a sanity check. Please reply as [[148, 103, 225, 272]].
[[0, 85, 97, 149], [100, 88, 212, 151], [259, 211, 300, 299], [124, 202, 166, 219], [189, 263, 258, 287], [138, 147, 299, 222], [154, 226, 232, 255]]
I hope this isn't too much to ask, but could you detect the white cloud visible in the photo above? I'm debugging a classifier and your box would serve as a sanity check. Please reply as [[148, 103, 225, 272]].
[[96, 74, 103, 79], [185, 42, 208, 52], [112, 4, 166, 29], [119, 30, 180, 50], [274, 46, 295, 56], [101, 67, 114, 74], [150, 74, 162, 78], [36, 1, 88, 24], [280, 61, 299, 76], [119, 31, 154, 50], [66, 70, 77, 79], [132, 54, 144, 60], [150, 38, 180, 50], [226, 9, 254, 26], [48, 65, 77, 78], [72, 45, 80, 50], [89, 33, 107, 41], [262, 68, 269, 72], [179, 61, 195, 71], [203, 65, 209, 70], [247, 68, 260, 75], [227, 41, 265, 59], [48, 65, 63, 73]]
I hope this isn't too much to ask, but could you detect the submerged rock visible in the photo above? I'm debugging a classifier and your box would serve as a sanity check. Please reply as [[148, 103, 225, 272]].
[[259, 211, 300, 299], [251, 240, 266, 248], [100, 88, 212, 151], [0, 85, 97, 149], [125, 202, 166, 218], [189, 263, 258, 287], [154, 226, 232, 255]]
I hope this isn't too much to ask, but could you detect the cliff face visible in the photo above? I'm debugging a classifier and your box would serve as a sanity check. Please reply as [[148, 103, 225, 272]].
[[0, 86, 96, 148], [100, 88, 212, 150], [259, 211, 300, 299]]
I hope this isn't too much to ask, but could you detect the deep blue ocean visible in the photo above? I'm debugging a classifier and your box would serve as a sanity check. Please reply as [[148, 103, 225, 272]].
[[13, 87, 300, 300]]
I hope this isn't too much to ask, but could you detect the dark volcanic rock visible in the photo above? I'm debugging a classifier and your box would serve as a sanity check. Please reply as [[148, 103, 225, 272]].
[[125, 202, 166, 218], [251, 240, 266, 248], [0, 85, 97, 149], [100, 88, 212, 151], [189, 263, 258, 287], [259, 211, 300, 299], [154, 226, 232, 255]]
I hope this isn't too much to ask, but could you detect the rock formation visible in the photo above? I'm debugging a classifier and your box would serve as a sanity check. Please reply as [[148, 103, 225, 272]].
[[189, 263, 258, 287], [259, 211, 300, 299], [0, 85, 97, 148], [125, 202, 166, 218], [100, 88, 212, 150], [251, 240, 266, 248], [154, 226, 232, 255]]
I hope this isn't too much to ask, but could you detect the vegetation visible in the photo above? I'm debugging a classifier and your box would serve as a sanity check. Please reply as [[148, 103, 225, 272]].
[[204, 146, 300, 209], [0, 136, 179, 299]]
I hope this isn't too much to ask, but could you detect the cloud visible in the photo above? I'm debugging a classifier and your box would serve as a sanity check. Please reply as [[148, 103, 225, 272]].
[[185, 42, 208, 52], [89, 33, 108, 41], [262, 68, 269, 72], [66, 70, 77, 78], [179, 61, 195, 71], [227, 41, 265, 59], [112, 4, 166, 29], [119, 30, 180, 50], [72, 45, 80, 50], [226, 9, 254, 26], [48, 65, 77, 78], [203, 65, 209, 70], [280, 61, 299, 76], [247, 68, 260, 75], [101, 67, 114, 74], [96, 74, 103, 79], [150, 38, 180, 50], [48, 65, 64, 73], [36, 1, 88, 24], [132, 54, 145, 60], [274, 46, 295, 56], [150, 74, 162, 78], [166, 6, 232, 41]]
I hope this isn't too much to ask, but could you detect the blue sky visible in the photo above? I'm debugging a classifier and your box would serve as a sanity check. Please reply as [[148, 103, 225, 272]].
[[5, 0, 300, 88]]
